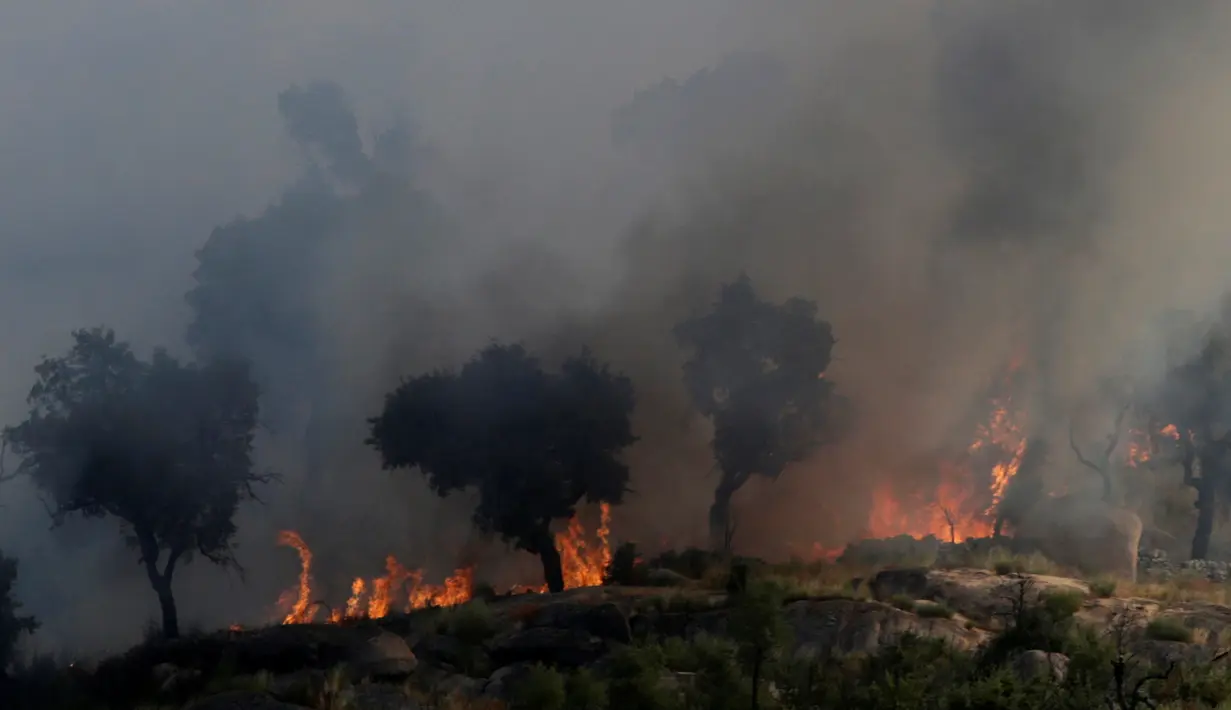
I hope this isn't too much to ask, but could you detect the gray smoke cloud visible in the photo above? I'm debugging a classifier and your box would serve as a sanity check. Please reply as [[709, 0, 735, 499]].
[[3, 0, 1231, 656]]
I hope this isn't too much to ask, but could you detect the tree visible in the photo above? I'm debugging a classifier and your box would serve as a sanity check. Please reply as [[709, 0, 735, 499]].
[[673, 276, 850, 551], [1068, 401, 1131, 503], [0, 551, 37, 680], [2, 328, 270, 638], [185, 81, 446, 495], [367, 344, 636, 593], [728, 584, 788, 710], [1149, 330, 1231, 560]]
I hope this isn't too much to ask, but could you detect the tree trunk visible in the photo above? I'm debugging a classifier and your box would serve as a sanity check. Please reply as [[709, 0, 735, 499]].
[[539, 540, 566, 594], [749, 647, 763, 710], [138, 535, 182, 640], [153, 578, 180, 640], [1192, 475, 1217, 561], [710, 474, 745, 553]]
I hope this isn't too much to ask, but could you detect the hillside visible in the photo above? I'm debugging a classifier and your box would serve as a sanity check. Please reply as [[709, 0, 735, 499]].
[[11, 553, 1231, 710]]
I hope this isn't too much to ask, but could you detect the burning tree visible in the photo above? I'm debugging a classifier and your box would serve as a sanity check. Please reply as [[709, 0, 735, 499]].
[[1149, 330, 1231, 560], [2, 328, 271, 639], [367, 344, 636, 593], [673, 276, 850, 551]]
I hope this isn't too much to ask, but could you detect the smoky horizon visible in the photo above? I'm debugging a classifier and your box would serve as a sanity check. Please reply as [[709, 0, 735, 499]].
[[2, 0, 1231, 657]]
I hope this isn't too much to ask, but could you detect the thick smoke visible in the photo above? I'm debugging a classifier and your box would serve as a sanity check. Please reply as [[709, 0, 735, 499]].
[[3, 0, 1231, 655]]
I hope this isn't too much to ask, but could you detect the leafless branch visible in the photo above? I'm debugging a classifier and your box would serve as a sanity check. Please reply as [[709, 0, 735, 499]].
[[939, 505, 957, 544], [1070, 419, 1104, 474], [1103, 402, 1132, 461]]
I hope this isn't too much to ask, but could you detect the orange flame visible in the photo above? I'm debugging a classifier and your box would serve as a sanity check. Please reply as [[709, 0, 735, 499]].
[[275, 503, 613, 625], [861, 357, 1026, 544], [277, 530, 317, 624], [557, 502, 611, 588], [1127, 423, 1184, 468]]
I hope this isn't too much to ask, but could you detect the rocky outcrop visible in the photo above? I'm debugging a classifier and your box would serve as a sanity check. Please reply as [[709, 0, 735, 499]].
[[184, 691, 312, 710], [1011, 650, 1069, 682], [1139, 549, 1231, 583], [487, 626, 608, 669], [785, 598, 985, 657], [1013, 496, 1142, 581]]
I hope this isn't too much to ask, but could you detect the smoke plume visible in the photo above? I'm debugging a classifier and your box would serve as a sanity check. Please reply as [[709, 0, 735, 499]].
[[3, 0, 1231, 655]]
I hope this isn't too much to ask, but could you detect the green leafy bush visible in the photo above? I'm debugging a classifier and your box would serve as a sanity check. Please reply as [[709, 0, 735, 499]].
[[565, 668, 608, 710], [606, 643, 677, 710], [916, 602, 954, 619], [1088, 577, 1117, 598], [1145, 616, 1192, 643], [511, 664, 566, 710], [889, 594, 916, 612], [442, 600, 498, 645]]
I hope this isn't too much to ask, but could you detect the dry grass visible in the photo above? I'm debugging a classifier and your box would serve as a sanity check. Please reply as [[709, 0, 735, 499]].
[[1124, 576, 1231, 605]]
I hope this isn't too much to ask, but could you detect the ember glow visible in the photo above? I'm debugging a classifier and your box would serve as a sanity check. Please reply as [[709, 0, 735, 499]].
[[1126, 423, 1184, 468], [275, 503, 612, 624]]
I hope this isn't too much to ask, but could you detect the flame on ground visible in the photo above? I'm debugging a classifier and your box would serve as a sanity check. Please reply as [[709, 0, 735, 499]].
[[863, 357, 1027, 544], [275, 503, 611, 624]]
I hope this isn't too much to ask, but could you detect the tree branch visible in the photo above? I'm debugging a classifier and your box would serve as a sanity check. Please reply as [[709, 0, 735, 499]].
[[0, 438, 18, 485], [1101, 402, 1132, 462], [161, 545, 185, 582], [1069, 419, 1104, 474]]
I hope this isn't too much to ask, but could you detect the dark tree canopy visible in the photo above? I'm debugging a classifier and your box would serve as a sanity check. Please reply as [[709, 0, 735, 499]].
[[1148, 328, 1231, 559], [0, 551, 37, 679], [2, 328, 270, 638], [185, 81, 447, 497], [674, 275, 850, 550], [367, 344, 637, 592]]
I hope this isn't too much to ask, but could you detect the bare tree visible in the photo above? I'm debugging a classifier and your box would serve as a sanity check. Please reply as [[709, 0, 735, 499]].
[[939, 505, 957, 544], [1069, 402, 1131, 502]]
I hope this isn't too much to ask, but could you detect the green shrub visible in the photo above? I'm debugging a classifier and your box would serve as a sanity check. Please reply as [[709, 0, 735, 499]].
[[650, 548, 726, 581], [442, 600, 498, 645], [472, 581, 498, 602], [511, 664, 566, 710], [982, 579, 1082, 664], [606, 644, 676, 710], [917, 602, 955, 619], [889, 594, 917, 612], [1088, 577, 1117, 598], [1146, 616, 1193, 643], [565, 668, 608, 710], [605, 543, 646, 586], [1042, 589, 1085, 620]]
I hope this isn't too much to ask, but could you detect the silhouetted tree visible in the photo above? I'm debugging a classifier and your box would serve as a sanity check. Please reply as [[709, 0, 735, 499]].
[[185, 81, 446, 497], [1068, 401, 1131, 503], [1150, 331, 1231, 560], [673, 276, 850, 551], [0, 551, 37, 680], [367, 344, 636, 592], [2, 328, 270, 638]]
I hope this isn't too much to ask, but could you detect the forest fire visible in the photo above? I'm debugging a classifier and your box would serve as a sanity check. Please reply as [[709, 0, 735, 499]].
[[1126, 423, 1183, 468], [863, 358, 1027, 543], [276, 504, 611, 624]]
